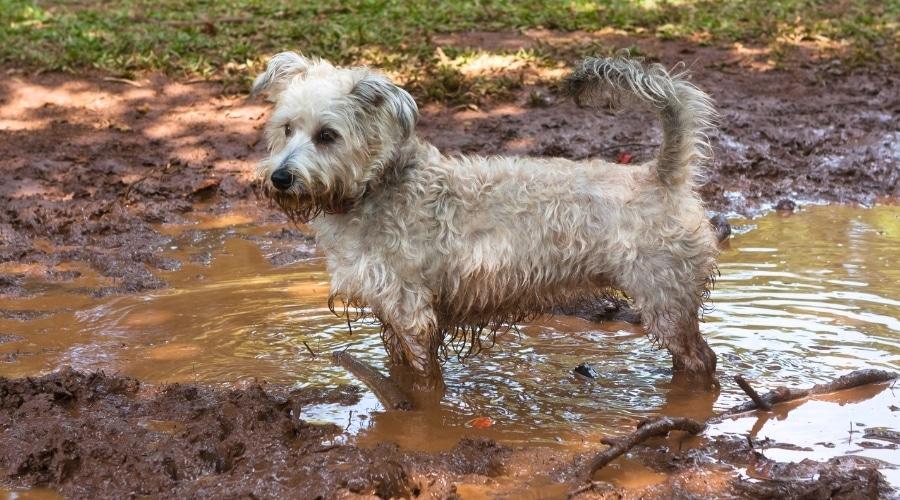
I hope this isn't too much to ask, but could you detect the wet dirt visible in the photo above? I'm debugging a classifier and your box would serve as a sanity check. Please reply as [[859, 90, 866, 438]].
[[422, 33, 900, 213], [0, 368, 510, 498], [1, 33, 899, 498]]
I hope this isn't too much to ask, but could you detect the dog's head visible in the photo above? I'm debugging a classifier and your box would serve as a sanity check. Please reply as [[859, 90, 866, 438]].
[[252, 52, 418, 222]]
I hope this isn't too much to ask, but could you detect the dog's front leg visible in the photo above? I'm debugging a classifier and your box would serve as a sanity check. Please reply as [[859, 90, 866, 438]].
[[381, 324, 409, 366], [372, 286, 444, 392]]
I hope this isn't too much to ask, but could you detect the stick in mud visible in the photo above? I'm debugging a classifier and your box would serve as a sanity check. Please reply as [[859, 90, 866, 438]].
[[583, 417, 706, 477], [734, 375, 771, 411], [712, 368, 898, 423], [331, 351, 412, 410], [575, 368, 897, 491]]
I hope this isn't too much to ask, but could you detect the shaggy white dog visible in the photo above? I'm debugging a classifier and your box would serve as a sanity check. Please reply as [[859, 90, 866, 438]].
[[252, 53, 719, 390]]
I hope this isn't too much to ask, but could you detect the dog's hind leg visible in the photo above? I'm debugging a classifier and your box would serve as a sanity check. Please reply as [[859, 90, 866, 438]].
[[619, 253, 717, 385], [643, 298, 716, 384]]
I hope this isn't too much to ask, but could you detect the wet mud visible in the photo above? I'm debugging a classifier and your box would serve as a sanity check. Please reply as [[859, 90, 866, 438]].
[[424, 32, 900, 213], [0, 368, 511, 498], [1, 369, 894, 498], [1, 33, 899, 498]]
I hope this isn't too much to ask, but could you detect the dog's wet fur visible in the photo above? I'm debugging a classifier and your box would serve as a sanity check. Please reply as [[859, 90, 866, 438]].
[[252, 53, 719, 390]]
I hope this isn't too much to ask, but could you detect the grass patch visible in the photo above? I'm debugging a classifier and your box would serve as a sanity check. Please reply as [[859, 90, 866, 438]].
[[1, 0, 897, 100]]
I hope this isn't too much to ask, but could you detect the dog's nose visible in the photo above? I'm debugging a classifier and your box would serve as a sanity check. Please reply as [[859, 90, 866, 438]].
[[270, 169, 293, 191]]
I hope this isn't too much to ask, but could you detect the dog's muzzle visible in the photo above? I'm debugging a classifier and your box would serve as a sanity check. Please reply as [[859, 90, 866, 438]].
[[270, 168, 294, 191]]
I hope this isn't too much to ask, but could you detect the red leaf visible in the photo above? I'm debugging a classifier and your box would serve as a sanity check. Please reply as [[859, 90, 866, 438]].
[[466, 416, 494, 429], [616, 152, 633, 164]]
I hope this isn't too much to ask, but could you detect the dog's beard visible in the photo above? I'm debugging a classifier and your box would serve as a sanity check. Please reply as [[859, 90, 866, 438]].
[[264, 182, 360, 224], [269, 189, 320, 224]]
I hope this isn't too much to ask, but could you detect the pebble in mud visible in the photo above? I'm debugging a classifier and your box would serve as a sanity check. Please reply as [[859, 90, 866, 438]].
[[775, 198, 797, 212], [709, 213, 732, 242], [574, 363, 599, 379]]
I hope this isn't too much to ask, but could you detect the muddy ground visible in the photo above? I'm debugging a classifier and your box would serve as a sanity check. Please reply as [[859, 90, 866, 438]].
[[1, 33, 898, 498], [1, 369, 894, 499]]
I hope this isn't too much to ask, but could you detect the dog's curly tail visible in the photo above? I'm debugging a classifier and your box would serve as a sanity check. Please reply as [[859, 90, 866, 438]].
[[565, 56, 716, 188]]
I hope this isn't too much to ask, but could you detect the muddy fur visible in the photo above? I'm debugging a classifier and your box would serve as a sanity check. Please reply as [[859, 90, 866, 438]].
[[252, 53, 720, 389]]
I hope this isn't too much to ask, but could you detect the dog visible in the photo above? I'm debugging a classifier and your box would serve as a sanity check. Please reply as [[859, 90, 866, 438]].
[[251, 52, 719, 391]]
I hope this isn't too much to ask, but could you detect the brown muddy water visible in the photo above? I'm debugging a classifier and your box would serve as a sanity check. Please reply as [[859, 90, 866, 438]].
[[1, 205, 899, 491]]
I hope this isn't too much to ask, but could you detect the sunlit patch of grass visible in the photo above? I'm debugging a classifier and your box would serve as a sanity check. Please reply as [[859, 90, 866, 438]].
[[0, 0, 896, 102], [406, 48, 564, 104]]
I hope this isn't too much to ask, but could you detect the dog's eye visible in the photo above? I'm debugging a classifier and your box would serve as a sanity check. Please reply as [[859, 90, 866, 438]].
[[283, 123, 293, 137], [315, 127, 339, 145]]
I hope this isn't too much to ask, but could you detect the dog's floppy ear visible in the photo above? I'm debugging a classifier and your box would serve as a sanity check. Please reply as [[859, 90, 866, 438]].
[[350, 74, 419, 140], [251, 52, 310, 99]]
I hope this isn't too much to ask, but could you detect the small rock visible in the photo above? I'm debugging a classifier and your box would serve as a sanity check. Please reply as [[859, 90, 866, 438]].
[[775, 199, 796, 212], [574, 363, 598, 379], [709, 213, 732, 242]]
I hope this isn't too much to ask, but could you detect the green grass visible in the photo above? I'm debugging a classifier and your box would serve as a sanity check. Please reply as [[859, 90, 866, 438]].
[[1, 0, 897, 100]]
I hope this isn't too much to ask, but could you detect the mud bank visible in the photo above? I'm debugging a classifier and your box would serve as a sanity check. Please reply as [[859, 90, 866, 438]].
[[1, 369, 893, 498], [0, 369, 509, 498]]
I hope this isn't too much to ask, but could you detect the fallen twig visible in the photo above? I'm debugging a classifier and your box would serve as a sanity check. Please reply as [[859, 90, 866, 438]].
[[102, 76, 142, 87], [573, 368, 898, 493], [567, 481, 609, 499], [331, 351, 412, 410], [584, 417, 706, 477], [712, 369, 897, 423], [734, 375, 771, 411]]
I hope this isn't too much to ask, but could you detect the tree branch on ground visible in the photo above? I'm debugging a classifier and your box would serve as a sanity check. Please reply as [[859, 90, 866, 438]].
[[571, 368, 898, 496]]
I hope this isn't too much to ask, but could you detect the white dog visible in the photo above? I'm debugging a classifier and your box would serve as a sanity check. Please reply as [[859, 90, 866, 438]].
[[252, 53, 719, 390]]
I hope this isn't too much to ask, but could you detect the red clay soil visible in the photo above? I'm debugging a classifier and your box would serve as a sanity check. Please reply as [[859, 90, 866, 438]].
[[0, 369, 510, 498], [1, 369, 892, 498], [1, 34, 898, 498]]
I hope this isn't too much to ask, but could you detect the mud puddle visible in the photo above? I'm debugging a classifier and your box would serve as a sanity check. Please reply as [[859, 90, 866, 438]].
[[2, 205, 899, 495], [0, 488, 60, 500]]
